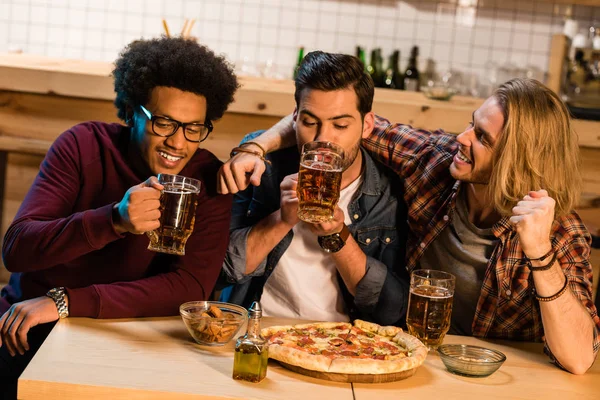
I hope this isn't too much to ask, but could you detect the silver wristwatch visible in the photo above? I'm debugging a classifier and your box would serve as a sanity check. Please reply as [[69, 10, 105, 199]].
[[46, 287, 69, 319]]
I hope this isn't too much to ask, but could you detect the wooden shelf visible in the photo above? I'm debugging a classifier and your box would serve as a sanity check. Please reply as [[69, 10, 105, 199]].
[[0, 53, 598, 148], [0, 53, 598, 242]]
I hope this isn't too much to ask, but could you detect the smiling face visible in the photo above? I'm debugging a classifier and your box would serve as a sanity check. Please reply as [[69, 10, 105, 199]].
[[449, 96, 505, 184], [130, 86, 208, 176], [293, 87, 374, 178]]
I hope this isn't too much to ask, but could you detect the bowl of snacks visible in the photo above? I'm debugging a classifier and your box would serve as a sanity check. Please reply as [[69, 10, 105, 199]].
[[437, 344, 506, 377], [180, 301, 247, 346]]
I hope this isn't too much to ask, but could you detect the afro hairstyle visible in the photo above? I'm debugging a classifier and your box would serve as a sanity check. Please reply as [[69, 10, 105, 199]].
[[112, 36, 238, 123]]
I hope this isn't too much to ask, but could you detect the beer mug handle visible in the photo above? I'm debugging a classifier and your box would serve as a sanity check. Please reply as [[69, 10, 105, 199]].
[[146, 186, 166, 240], [145, 184, 165, 242]]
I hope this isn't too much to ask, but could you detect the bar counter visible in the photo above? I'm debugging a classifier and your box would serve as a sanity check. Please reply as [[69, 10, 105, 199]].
[[0, 53, 598, 215]]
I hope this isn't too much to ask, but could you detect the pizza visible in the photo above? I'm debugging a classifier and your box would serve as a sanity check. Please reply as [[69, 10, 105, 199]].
[[261, 320, 428, 374]]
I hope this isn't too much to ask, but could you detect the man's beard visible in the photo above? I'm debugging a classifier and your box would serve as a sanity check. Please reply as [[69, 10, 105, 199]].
[[342, 140, 361, 172], [450, 165, 492, 185]]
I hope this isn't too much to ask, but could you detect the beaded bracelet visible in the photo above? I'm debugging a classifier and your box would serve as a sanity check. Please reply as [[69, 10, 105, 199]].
[[526, 251, 557, 272], [535, 277, 569, 302], [229, 147, 272, 165]]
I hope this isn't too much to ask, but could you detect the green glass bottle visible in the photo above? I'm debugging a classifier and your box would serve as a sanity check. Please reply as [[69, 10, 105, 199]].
[[356, 46, 367, 72], [369, 48, 385, 88], [293, 47, 305, 80], [232, 302, 268, 383], [384, 50, 403, 90]]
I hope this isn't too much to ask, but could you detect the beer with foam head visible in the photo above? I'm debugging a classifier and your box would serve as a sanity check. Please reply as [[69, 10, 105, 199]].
[[296, 141, 344, 223], [147, 174, 201, 256]]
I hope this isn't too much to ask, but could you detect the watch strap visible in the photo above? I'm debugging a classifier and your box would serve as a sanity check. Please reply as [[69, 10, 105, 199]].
[[318, 224, 351, 253], [337, 224, 350, 243], [46, 287, 69, 319]]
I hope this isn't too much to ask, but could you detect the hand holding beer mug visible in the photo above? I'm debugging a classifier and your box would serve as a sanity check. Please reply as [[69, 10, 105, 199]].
[[406, 270, 455, 350], [146, 174, 201, 256], [296, 141, 344, 223]]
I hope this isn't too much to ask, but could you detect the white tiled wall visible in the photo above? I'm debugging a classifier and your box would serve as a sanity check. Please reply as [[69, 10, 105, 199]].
[[1, 0, 599, 91]]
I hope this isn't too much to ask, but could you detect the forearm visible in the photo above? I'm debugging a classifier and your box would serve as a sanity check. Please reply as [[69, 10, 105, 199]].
[[331, 236, 367, 296], [2, 204, 122, 272], [249, 115, 296, 153], [245, 210, 293, 274], [534, 262, 596, 374], [66, 268, 212, 318], [74, 178, 234, 319], [68, 197, 230, 318]]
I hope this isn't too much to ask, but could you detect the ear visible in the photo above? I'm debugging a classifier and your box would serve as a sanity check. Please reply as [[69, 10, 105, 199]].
[[361, 111, 375, 139], [292, 106, 298, 131]]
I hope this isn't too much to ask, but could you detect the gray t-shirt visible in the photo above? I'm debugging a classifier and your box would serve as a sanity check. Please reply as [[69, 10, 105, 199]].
[[419, 188, 498, 335]]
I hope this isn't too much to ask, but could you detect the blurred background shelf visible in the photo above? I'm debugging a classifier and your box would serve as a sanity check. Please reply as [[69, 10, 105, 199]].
[[0, 53, 598, 294]]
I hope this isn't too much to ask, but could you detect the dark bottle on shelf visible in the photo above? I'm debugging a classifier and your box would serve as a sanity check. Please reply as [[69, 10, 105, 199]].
[[369, 48, 385, 88], [293, 46, 305, 80], [404, 46, 420, 92], [383, 50, 403, 89]]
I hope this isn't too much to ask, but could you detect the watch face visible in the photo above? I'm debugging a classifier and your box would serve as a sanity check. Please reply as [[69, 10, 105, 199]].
[[318, 234, 345, 253]]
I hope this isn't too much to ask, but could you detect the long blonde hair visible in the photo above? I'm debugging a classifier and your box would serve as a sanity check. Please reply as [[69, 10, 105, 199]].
[[490, 78, 581, 217]]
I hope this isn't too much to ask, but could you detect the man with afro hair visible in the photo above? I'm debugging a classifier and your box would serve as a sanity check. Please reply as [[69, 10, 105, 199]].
[[0, 37, 238, 394]]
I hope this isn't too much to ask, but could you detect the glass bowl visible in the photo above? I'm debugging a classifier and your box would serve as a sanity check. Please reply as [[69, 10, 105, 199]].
[[422, 85, 458, 101], [438, 344, 506, 377], [180, 301, 247, 346]]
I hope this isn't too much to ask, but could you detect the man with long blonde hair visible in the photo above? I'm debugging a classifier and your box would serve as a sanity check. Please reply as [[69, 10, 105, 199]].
[[218, 78, 598, 374]]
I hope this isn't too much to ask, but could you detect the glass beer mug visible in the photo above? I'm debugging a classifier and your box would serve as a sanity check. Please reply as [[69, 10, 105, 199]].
[[296, 141, 344, 223], [146, 174, 201, 256], [406, 269, 455, 350]]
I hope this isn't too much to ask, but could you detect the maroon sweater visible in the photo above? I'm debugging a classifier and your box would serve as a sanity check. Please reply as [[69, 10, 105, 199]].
[[1, 122, 232, 318]]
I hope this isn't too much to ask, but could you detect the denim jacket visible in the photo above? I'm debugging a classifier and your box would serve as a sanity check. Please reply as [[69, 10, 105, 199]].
[[222, 134, 410, 326]]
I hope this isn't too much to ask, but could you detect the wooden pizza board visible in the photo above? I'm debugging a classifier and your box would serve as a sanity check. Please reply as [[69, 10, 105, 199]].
[[278, 361, 418, 383]]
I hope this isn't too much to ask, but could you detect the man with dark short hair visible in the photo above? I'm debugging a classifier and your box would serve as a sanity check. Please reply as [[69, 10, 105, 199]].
[[219, 78, 599, 374], [0, 37, 238, 396], [221, 51, 409, 326]]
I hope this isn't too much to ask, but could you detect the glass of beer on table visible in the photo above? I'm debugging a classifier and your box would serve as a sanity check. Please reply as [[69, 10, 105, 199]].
[[296, 141, 344, 223], [406, 269, 455, 350], [146, 174, 201, 256]]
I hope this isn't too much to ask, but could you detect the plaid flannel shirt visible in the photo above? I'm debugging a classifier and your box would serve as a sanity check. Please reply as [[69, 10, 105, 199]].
[[363, 115, 599, 356]]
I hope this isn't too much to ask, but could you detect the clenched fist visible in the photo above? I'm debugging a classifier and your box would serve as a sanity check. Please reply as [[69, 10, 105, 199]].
[[307, 206, 345, 237], [113, 177, 164, 234], [509, 189, 555, 259], [280, 173, 300, 227]]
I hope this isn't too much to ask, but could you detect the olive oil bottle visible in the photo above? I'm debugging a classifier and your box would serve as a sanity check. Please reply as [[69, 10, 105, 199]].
[[232, 302, 268, 383]]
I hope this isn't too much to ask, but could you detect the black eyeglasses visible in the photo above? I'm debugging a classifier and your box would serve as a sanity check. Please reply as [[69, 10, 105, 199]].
[[140, 105, 213, 143]]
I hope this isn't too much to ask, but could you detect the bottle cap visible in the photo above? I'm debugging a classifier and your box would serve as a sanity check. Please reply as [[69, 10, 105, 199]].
[[249, 301, 262, 318]]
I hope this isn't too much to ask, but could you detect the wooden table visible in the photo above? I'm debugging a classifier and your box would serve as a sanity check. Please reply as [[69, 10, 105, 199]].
[[19, 317, 600, 399], [18, 317, 351, 400], [353, 335, 600, 400]]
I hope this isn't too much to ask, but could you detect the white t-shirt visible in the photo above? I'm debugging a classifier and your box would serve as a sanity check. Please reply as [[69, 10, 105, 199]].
[[260, 175, 363, 321]]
